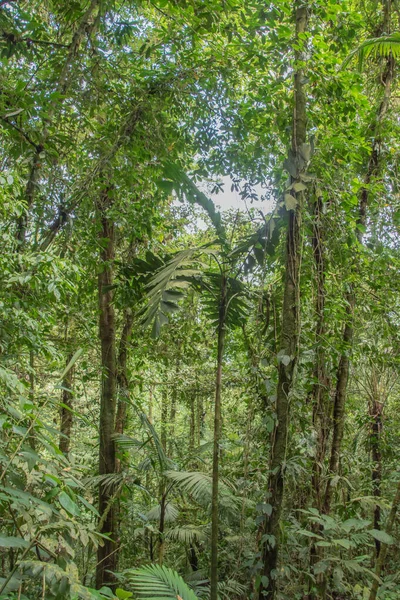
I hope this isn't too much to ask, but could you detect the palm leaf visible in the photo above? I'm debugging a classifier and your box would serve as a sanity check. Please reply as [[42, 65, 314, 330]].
[[159, 162, 226, 242], [141, 248, 209, 338], [164, 471, 240, 517], [146, 502, 179, 523], [165, 525, 206, 544], [124, 564, 199, 600], [343, 32, 400, 69]]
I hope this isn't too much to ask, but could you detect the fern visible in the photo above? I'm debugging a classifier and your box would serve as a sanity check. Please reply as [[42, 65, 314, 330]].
[[124, 564, 199, 600]]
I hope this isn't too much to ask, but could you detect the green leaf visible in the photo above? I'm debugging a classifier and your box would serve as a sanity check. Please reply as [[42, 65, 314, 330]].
[[58, 491, 81, 517], [59, 349, 83, 382], [368, 529, 394, 545], [125, 564, 198, 600], [284, 193, 297, 211], [333, 538, 353, 549], [0, 535, 29, 549], [116, 590, 133, 600]]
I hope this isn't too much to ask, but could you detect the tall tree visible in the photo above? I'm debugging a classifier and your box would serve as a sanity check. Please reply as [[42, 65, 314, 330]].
[[258, 2, 307, 598]]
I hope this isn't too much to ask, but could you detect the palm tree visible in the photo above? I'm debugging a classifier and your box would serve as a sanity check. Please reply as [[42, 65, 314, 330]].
[[139, 172, 278, 599]]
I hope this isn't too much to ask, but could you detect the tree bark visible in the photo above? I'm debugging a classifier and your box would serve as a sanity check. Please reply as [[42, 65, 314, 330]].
[[115, 310, 133, 438], [258, 3, 307, 599], [210, 274, 227, 600], [370, 394, 383, 557], [59, 351, 74, 456], [96, 186, 118, 589]]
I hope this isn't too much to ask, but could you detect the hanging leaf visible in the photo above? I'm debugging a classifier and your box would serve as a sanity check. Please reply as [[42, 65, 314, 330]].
[[58, 491, 81, 517], [368, 529, 394, 545], [284, 194, 297, 211]]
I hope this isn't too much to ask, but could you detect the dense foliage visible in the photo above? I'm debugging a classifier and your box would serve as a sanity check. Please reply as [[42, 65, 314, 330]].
[[0, 0, 400, 599]]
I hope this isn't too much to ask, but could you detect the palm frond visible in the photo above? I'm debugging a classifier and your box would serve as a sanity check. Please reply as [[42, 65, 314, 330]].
[[159, 162, 226, 242], [139, 412, 174, 472], [165, 525, 206, 544], [146, 502, 179, 523], [343, 32, 400, 69], [164, 471, 240, 517], [124, 564, 199, 600], [141, 248, 210, 338]]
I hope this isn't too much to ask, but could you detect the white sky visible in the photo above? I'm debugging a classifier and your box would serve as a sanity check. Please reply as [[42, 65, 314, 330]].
[[212, 176, 272, 214]]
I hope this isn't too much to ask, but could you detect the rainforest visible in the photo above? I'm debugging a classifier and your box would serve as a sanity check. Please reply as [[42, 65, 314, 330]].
[[0, 1, 400, 599]]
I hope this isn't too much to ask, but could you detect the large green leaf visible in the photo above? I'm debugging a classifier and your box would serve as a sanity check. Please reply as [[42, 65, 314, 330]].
[[125, 564, 198, 600]]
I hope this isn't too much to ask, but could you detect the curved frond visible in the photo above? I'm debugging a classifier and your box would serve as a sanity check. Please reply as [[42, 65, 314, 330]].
[[141, 248, 211, 338], [124, 564, 199, 600], [146, 502, 179, 523], [165, 525, 206, 544], [343, 32, 400, 69], [164, 471, 240, 517], [160, 162, 226, 242]]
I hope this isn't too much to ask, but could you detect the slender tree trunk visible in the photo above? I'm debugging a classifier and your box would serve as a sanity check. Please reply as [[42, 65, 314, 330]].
[[210, 274, 227, 600], [115, 310, 133, 438], [369, 371, 384, 558], [258, 4, 307, 599], [161, 388, 167, 453], [59, 351, 74, 456], [28, 350, 36, 450], [158, 491, 167, 565], [168, 358, 179, 457], [96, 186, 118, 589], [368, 480, 400, 600], [308, 192, 330, 598], [310, 192, 329, 512], [196, 390, 203, 447], [189, 392, 195, 453]]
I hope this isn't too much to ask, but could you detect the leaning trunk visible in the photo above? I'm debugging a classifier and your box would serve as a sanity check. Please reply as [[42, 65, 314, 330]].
[[258, 3, 307, 599], [96, 187, 118, 589], [210, 274, 227, 600]]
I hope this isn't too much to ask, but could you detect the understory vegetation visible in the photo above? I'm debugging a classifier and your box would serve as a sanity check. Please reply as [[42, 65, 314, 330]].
[[0, 0, 400, 599]]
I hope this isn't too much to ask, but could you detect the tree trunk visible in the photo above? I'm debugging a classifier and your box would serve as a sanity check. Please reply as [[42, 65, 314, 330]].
[[210, 274, 227, 600], [308, 192, 330, 598], [370, 395, 383, 557], [115, 310, 133, 438], [258, 3, 307, 599], [96, 186, 118, 589], [59, 351, 74, 456], [161, 388, 168, 453], [168, 358, 179, 457]]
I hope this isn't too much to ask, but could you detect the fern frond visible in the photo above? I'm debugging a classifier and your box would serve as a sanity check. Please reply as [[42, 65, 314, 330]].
[[124, 564, 199, 600]]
